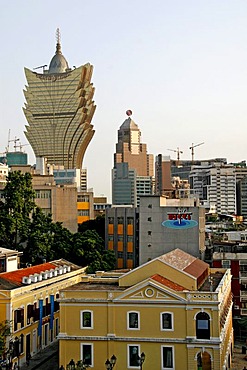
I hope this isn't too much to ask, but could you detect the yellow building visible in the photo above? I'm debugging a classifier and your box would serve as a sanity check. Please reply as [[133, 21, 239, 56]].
[[77, 191, 94, 225], [0, 259, 85, 368], [59, 249, 233, 370]]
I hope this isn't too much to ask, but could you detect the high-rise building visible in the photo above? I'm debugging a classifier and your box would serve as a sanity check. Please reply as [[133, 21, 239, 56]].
[[23, 29, 96, 173], [189, 162, 236, 214], [155, 154, 173, 196], [112, 113, 153, 206]]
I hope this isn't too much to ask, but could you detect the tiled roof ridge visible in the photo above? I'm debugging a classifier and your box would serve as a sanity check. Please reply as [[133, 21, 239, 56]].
[[151, 273, 187, 291], [0, 262, 57, 284]]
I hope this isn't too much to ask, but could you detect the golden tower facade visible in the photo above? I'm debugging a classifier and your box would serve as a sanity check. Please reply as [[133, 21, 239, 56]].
[[23, 29, 96, 169]]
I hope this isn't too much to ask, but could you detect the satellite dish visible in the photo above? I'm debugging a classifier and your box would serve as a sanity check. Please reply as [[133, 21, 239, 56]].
[[126, 110, 132, 116]]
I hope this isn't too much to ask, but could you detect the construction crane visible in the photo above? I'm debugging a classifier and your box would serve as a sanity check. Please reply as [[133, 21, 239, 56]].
[[167, 147, 183, 166], [189, 142, 204, 163], [16, 142, 29, 152], [7, 137, 20, 152]]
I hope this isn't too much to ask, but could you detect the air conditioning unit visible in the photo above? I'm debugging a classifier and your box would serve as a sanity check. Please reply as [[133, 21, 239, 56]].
[[49, 269, 55, 277], [41, 271, 48, 279], [29, 274, 38, 283], [47, 270, 53, 278], [53, 269, 58, 277], [22, 276, 31, 284]]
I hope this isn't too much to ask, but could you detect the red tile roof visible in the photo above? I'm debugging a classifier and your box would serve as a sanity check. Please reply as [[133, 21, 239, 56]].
[[184, 258, 208, 278], [151, 274, 186, 291], [0, 262, 56, 285]]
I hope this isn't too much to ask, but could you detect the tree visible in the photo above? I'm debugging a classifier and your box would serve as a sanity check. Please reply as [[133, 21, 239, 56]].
[[0, 171, 36, 249], [70, 230, 115, 273], [0, 320, 11, 358], [78, 215, 105, 239]]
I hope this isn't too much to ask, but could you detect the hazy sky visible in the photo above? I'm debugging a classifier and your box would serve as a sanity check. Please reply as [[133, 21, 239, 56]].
[[1, 1, 247, 200]]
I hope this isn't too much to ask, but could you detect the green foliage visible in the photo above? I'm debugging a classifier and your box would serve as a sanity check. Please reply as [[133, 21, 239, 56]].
[[0, 320, 11, 357], [0, 171, 115, 273], [0, 171, 36, 248], [78, 215, 105, 239]]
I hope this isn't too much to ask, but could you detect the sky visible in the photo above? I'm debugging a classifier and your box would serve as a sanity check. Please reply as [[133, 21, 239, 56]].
[[0, 1, 247, 201]]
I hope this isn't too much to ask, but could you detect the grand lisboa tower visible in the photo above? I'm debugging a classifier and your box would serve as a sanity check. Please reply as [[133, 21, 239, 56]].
[[23, 29, 96, 170]]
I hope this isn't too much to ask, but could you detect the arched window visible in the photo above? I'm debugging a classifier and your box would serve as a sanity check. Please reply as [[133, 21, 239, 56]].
[[196, 312, 210, 339]]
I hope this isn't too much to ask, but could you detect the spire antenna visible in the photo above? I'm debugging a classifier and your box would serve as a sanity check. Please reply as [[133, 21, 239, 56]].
[[56, 28, 61, 44], [55, 28, 62, 54]]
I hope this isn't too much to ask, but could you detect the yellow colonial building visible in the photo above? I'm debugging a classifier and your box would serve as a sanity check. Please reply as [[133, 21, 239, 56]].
[[58, 249, 233, 370], [0, 259, 85, 368]]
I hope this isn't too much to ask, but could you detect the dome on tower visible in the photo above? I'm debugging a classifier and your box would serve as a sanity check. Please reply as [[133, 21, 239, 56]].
[[48, 29, 69, 74]]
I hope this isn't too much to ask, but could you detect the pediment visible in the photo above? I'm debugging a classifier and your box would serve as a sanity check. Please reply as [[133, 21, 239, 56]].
[[114, 280, 187, 303]]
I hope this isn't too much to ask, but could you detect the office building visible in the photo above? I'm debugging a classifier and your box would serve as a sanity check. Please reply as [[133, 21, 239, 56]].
[[155, 154, 173, 196], [112, 114, 153, 206], [105, 206, 138, 269], [58, 248, 233, 370], [139, 195, 205, 263], [77, 191, 94, 224], [189, 162, 236, 214], [23, 29, 96, 173]]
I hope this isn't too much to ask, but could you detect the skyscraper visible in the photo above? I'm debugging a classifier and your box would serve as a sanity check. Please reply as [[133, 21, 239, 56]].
[[114, 112, 153, 177], [112, 112, 153, 206], [23, 29, 96, 172]]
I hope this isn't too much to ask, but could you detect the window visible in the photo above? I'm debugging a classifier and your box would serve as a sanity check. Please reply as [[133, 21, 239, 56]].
[[161, 312, 173, 331], [162, 346, 174, 369], [128, 345, 140, 367], [128, 311, 139, 329], [127, 217, 134, 225], [78, 210, 89, 216], [148, 231, 152, 235], [196, 312, 210, 339], [117, 235, 123, 242], [127, 252, 133, 259], [81, 311, 93, 329], [77, 195, 89, 202], [222, 260, 230, 268], [27, 304, 34, 325], [14, 308, 24, 331], [118, 252, 123, 258], [108, 217, 114, 224], [81, 343, 93, 367], [117, 217, 124, 224], [148, 217, 152, 222]]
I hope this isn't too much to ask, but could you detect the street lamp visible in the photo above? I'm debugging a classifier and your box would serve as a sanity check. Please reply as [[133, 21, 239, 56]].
[[138, 352, 145, 369], [105, 354, 117, 369]]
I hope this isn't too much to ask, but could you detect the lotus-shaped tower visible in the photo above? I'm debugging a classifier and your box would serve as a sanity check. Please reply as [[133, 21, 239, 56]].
[[23, 29, 96, 169]]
